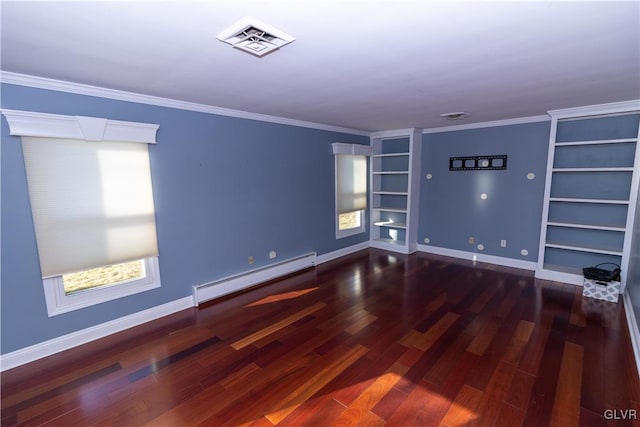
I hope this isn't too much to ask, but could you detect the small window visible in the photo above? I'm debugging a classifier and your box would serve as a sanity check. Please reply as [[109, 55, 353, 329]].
[[44, 257, 160, 316], [63, 259, 146, 295], [332, 143, 371, 239], [339, 210, 363, 231]]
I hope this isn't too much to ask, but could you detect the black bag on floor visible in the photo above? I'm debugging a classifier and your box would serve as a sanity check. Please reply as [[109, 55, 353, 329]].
[[582, 263, 621, 283]]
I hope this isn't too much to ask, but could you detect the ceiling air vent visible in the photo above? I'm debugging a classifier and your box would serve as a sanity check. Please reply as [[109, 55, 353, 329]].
[[440, 111, 471, 120], [217, 17, 295, 57]]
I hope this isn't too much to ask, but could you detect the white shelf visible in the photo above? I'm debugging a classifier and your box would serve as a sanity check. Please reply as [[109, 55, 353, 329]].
[[538, 109, 639, 287], [373, 221, 407, 229], [545, 242, 623, 256], [372, 152, 410, 158], [373, 191, 408, 195], [552, 167, 634, 172], [554, 138, 637, 146], [549, 197, 629, 205], [547, 221, 626, 232], [373, 171, 409, 175], [370, 129, 422, 254], [372, 207, 407, 213]]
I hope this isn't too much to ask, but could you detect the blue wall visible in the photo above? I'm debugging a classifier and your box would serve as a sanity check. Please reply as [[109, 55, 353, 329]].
[[1, 83, 369, 354], [418, 121, 551, 261]]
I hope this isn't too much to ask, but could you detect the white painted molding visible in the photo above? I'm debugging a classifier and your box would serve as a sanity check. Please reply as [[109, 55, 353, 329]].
[[623, 292, 640, 381], [422, 115, 550, 134], [416, 244, 537, 271], [371, 240, 413, 254], [0, 71, 370, 136], [317, 241, 370, 264], [192, 253, 317, 306], [1, 109, 159, 143], [534, 268, 584, 286], [535, 267, 623, 292], [0, 296, 193, 372], [370, 128, 417, 139], [331, 142, 372, 156], [536, 115, 559, 282], [548, 100, 640, 119]]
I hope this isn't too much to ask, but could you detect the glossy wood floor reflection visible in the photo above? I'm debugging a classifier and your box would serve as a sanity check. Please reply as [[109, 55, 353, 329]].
[[3, 249, 640, 426]]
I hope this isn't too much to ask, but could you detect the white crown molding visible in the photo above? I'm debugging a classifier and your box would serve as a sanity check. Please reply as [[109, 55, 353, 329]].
[[0, 296, 193, 371], [422, 115, 550, 134], [1, 109, 159, 143], [0, 71, 370, 136], [370, 128, 420, 139], [548, 100, 640, 119], [416, 244, 537, 271]]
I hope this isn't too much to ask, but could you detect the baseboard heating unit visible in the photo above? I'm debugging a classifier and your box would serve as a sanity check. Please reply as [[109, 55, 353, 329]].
[[192, 252, 317, 306]]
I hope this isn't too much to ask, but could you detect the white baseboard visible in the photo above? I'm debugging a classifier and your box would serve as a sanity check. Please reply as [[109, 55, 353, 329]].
[[623, 292, 640, 381], [416, 244, 537, 271], [192, 242, 371, 306], [534, 268, 584, 286], [370, 239, 412, 254], [316, 241, 370, 264], [0, 296, 193, 372], [192, 253, 317, 306]]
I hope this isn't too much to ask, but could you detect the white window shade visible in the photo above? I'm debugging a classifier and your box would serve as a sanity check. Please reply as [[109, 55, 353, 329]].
[[332, 143, 370, 216], [21, 137, 159, 278], [336, 154, 368, 214]]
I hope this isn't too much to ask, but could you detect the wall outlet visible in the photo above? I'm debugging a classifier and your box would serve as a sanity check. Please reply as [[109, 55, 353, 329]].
[[269, 250, 276, 259], [469, 237, 475, 244], [248, 256, 254, 265], [500, 239, 507, 247]]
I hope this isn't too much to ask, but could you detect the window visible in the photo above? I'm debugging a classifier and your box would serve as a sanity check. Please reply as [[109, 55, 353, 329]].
[[63, 259, 146, 295], [332, 143, 371, 238], [43, 257, 161, 316], [338, 211, 362, 231], [3, 110, 161, 316]]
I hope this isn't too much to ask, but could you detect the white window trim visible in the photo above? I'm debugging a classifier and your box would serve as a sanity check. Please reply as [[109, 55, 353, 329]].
[[1, 109, 159, 144], [2, 110, 162, 316], [335, 210, 366, 239], [43, 256, 161, 317], [332, 142, 371, 239]]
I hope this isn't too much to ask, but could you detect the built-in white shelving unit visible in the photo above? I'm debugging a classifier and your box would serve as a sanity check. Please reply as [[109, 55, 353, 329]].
[[536, 102, 640, 289], [369, 129, 422, 254]]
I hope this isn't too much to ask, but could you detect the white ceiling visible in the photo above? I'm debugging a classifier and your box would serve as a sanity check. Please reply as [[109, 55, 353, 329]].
[[1, 1, 639, 132]]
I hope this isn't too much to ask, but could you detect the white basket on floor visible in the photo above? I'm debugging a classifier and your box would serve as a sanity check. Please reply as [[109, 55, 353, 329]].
[[582, 278, 620, 303]]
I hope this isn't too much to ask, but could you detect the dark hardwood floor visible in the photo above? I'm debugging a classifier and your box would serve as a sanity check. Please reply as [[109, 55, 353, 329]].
[[2, 248, 639, 426]]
